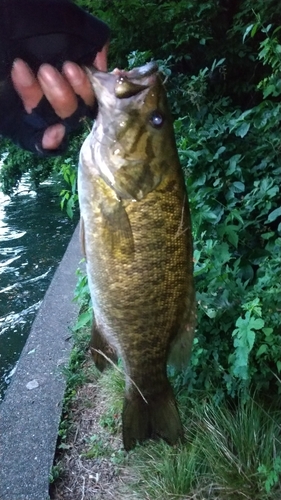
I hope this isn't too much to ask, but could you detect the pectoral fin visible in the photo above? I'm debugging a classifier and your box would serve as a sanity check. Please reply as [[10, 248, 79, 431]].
[[100, 198, 135, 259], [114, 162, 161, 201]]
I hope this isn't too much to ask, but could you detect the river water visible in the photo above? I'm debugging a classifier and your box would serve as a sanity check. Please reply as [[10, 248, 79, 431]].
[[0, 175, 78, 401]]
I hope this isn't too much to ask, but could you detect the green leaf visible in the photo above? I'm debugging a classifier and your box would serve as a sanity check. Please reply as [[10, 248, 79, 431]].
[[203, 210, 220, 223], [249, 317, 264, 330], [230, 310, 266, 381], [261, 232, 275, 240], [217, 58, 226, 66], [267, 207, 281, 223], [263, 328, 273, 336], [235, 122, 250, 138], [256, 344, 268, 357], [226, 154, 242, 175], [73, 310, 92, 331], [213, 146, 226, 159], [226, 227, 239, 248], [206, 308, 216, 318], [247, 329, 256, 350], [251, 23, 259, 38], [243, 24, 254, 43], [232, 181, 245, 193], [263, 84, 277, 98], [263, 23, 272, 34], [219, 242, 231, 264]]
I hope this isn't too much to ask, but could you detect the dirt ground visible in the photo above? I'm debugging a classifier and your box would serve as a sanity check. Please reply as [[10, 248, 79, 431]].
[[49, 355, 141, 500]]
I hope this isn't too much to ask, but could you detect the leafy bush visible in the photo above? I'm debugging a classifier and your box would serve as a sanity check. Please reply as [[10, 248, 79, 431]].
[[171, 20, 281, 397]]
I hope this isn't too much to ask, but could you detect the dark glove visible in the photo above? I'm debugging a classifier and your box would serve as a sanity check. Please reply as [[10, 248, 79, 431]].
[[0, 0, 109, 155]]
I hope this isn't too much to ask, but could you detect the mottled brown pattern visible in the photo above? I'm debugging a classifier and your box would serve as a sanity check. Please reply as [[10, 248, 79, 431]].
[[78, 64, 195, 450]]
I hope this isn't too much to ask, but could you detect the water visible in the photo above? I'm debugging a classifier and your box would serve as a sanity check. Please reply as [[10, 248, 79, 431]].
[[0, 175, 78, 400]]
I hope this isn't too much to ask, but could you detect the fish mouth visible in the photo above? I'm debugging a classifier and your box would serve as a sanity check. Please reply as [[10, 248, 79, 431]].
[[114, 62, 159, 99], [124, 61, 158, 80], [84, 62, 159, 102]]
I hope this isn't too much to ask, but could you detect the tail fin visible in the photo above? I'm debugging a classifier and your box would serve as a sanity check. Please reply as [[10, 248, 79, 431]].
[[122, 384, 183, 451]]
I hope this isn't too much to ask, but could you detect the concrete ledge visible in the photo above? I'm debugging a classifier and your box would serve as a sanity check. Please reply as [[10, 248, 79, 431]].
[[0, 225, 81, 500]]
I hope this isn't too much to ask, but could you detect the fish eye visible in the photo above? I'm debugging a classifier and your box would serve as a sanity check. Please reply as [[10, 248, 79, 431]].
[[149, 111, 164, 128]]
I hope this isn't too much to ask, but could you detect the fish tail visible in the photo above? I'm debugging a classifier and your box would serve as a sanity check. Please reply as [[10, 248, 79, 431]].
[[122, 383, 184, 451], [90, 316, 117, 372]]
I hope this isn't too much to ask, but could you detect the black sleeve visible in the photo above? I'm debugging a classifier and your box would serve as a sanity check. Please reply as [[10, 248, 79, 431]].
[[0, 0, 110, 154]]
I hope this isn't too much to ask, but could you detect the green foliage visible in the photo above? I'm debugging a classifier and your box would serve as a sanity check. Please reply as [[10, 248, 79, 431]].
[[73, 267, 91, 308], [172, 14, 281, 397], [73, 267, 93, 330], [230, 311, 264, 380], [77, 0, 218, 70], [56, 326, 94, 450], [59, 158, 78, 219], [0, 139, 54, 194], [97, 364, 124, 435], [257, 25, 281, 98], [49, 463, 63, 484], [258, 457, 281, 495], [82, 434, 112, 459]]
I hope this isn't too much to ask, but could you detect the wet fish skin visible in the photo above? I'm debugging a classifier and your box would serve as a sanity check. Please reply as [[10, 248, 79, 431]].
[[78, 63, 195, 451]]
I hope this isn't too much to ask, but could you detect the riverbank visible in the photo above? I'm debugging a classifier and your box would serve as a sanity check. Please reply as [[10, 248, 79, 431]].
[[49, 324, 134, 500], [0, 225, 81, 500], [50, 327, 281, 500]]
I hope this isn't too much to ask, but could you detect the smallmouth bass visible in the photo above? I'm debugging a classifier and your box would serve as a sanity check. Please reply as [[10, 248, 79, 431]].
[[78, 62, 195, 451]]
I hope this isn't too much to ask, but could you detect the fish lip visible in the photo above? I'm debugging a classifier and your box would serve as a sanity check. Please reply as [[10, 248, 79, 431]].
[[84, 61, 158, 81], [114, 62, 159, 99], [114, 77, 149, 99], [125, 61, 158, 80], [84, 62, 159, 102]]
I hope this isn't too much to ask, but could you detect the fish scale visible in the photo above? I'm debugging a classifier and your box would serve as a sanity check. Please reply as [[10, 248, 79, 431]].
[[78, 62, 195, 450]]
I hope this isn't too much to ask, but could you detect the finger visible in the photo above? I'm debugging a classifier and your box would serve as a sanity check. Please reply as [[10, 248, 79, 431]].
[[11, 59, 43, 113], [41, 124, 66, 150], [94, 41, 109, 72], [37, 64, 78, 119], [62, 62, 95, 107]]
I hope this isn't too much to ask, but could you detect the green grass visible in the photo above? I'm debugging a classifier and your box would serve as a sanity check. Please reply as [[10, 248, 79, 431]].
[[194, 396, 281, 498], [97, 361, 125, 435], [123, 392, 281, 500], [98, 368, 281, 499], [81, 433, 113, 459]]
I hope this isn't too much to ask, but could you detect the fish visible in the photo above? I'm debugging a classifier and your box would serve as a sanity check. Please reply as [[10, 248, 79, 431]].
[[78, 62, 195, 451]]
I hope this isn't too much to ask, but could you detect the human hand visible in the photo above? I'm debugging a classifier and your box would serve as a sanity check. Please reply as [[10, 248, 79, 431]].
[[11, 42, 108, 151], [0, 0, 110, 154]]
